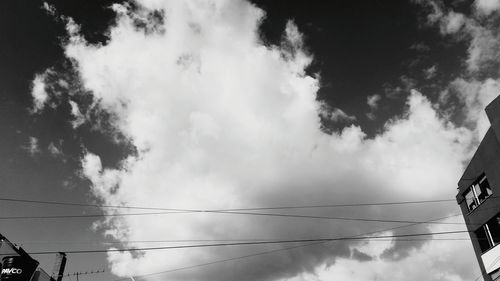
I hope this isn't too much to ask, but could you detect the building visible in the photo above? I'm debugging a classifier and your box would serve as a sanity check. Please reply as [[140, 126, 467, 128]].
[[457, 96, 500, 281], [0, 233, 66, 281]]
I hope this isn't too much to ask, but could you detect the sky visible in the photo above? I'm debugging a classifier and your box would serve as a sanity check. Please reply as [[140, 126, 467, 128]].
[[1, 0, 500, 280]]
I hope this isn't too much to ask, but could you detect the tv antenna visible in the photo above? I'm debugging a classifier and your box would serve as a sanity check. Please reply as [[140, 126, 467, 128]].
[[63, 269, 105, 281]]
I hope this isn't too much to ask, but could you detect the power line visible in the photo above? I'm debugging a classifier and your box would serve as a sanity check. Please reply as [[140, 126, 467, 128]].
[[1, 195, 486, 229], [0, 210, 468, 225], [0, 197, 187, 212], [0, 195, 474, 225], [113, 237, 475, 281], [215, 199, 459, 211], [116, 214, 465, 280], [186, 210, 468, 225], [13, 237, 475, 245], [113, 241, 327, 281], [27, 230, 469, 255], [0, 196, 464, 213], [0, 212, 184, 219], [108, 213, 465, 281]]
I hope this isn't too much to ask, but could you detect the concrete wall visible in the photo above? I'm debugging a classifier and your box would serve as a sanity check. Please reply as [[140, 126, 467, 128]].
[[457, 95, 500, 281], [458, 128, 500, 228]]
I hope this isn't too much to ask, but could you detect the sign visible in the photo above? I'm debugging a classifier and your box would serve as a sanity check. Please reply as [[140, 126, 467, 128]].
[[1, 256, 38, 281]]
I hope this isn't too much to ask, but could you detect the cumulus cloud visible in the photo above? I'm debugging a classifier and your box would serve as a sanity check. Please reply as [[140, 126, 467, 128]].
[[441, 11, 466, 34], [80, 84, 472, 281], [279, 218, 477, 281], [416, 0, 500, 140], [445, 78, 500, 140], [419, 0, 500, 73], [475, 0, 500, 15], [31, 73, 49, 113], [38, 0, 487, 281], [465, 23, 500, 73]]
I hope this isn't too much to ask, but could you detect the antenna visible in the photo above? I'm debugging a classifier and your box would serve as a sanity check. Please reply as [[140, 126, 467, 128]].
[[63, 269, 105, 281]]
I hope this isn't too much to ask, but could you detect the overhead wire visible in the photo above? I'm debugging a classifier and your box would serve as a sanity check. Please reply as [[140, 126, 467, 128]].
[[0, 210, 469, 225], [0, 195, 478, 226], [0, 180, 490, 278], [26, 230, 470, 255], [1, 196, 485, 276], [3, 188, 492, 280], [12, 237, 476, 245], [107, 213, 466, 281], [0, 196, 463, 212], [108, 209, 497, 281], [3, 196, 496, 230]]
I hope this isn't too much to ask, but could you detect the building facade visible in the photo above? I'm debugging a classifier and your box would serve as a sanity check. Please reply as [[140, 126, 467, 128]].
[[0, 233, 65, 281], [457, 96, 500, 281]]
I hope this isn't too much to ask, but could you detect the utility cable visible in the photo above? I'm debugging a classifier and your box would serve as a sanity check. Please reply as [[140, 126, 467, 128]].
[[12, 237, 476, 245], [0, 196, 464, 212], [0, 210, 470, 225], [108, 213, 466, 281], [26, 230, 469, 255]]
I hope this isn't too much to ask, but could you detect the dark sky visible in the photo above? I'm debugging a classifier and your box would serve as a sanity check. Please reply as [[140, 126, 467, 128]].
[[253, 0, 468, 133], [0, 1, 486, 281]]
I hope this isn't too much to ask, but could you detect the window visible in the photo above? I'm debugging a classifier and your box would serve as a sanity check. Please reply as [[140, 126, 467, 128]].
[[475, 215, 500, 253], [477, 225, 490, 252], [476, 175, 493, 201], [465, 174, 492, 212], [465, 188, 477, 211]]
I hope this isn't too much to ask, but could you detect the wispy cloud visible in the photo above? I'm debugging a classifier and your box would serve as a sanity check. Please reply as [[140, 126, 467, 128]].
[[367, 94, 381, 110], [24, 137, 41, 156], [48, 140, 64, 158], [423, 65, 438, 80], [366, 94, 381, 120]]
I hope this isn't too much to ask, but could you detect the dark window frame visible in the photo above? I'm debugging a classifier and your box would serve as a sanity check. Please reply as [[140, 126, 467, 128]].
[[475, 214, 500, 253], [465, 173, 492, 212]]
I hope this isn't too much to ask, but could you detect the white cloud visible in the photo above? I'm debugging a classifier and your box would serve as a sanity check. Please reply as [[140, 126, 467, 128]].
[[331, 108, 356, 122], [424, 65, 438, 79], [42, 2, 56, 16], [441, 12, 465, 34], [42, 1, 481, 280], [464, 23, 500, 72], [367, 94, 381, 110], [31, 73, 49, 113], [415, 1, 498, 72], [319, 104, 356, 123], [475, 0, 500, 15], [420, 0, 444, 25], [24, 137, 40, 156], [279, 224, 478, 281], [415, 1, 500, 134], [445, 78, 499, 140], [366, 94, 381, 120], [48, 141, 63, 157], [69, 100, 85, 128], [409, 42, 430, 52]]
